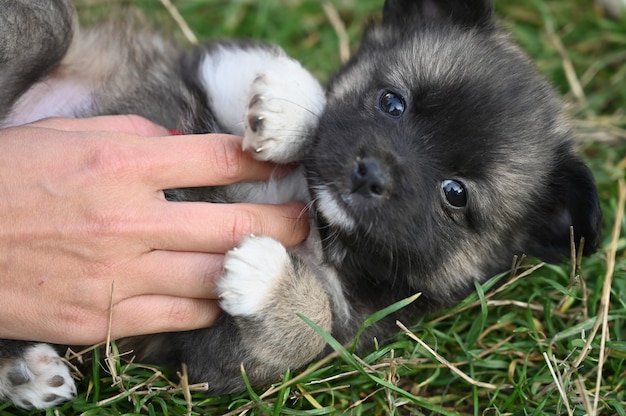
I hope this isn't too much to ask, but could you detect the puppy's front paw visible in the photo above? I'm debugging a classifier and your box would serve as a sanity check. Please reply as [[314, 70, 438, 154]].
[[219, 235, 291, 317], [0, 344, 76, 409], [244, 64, 325, 163]]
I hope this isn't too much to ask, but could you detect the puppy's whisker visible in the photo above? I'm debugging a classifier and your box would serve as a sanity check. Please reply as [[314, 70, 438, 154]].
[[262, 97, 321, 117]]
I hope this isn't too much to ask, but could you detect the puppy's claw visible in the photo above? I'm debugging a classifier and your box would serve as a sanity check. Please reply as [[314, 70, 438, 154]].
[[247, 114, 264, 133]]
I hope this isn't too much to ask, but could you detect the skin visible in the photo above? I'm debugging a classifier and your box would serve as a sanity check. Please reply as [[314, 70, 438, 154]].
[[0, 115, 309, 345]]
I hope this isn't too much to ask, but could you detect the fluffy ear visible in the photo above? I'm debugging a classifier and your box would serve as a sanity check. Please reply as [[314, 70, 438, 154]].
[[525, 154, 603, 262], [382, 0, 494, 27]]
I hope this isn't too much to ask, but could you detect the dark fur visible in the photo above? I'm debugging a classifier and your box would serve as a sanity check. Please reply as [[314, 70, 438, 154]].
[[0, 0, 601, 409]]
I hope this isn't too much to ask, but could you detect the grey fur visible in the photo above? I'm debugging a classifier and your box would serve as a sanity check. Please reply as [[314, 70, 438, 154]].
[[0, 0, 601, 409]]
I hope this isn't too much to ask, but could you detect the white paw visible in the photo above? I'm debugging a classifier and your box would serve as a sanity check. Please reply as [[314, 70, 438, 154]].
[[219, 235, 291, 317], [243, 63, 326, 163], [0, 344, 76, 409]]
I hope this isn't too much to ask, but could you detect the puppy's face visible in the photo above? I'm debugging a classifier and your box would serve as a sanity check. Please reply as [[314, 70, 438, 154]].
[[304, 0, 601, 307]]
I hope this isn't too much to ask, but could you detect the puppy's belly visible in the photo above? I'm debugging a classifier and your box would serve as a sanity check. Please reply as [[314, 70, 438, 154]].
[[229, 167, 310, 205], [3, 77, 92, 127]]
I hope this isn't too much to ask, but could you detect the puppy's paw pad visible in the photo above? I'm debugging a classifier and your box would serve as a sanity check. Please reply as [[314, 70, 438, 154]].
[[243, 65, 325, 163], [3, 344, 76, 409], [219, 235, 290, 317]]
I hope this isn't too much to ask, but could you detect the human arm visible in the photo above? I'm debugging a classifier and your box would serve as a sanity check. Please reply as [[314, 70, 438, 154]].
[[0, 115, 308, 344]]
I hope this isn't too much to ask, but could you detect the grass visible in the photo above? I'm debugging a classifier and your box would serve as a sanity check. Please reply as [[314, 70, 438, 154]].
[[2, 0, 625, 415]]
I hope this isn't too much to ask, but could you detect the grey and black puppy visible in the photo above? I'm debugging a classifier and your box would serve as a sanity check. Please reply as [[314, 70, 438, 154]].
[[0, 0, 602, 409]]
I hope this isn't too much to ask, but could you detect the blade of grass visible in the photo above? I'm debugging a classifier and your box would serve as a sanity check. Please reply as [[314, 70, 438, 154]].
[[350, 293, 421, 351], [272, 369, 292, 416], [396, 321, 501, 390], [298, 313, 459, 416]]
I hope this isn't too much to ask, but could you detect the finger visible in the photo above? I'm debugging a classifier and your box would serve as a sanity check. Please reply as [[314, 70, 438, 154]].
[[148, 200, 309, 253], [16, 295, 221, 345], [30, 115, 170, 137], [69, 297, 221, 343], [112, 296, 222, 339], [31, 117, 293, 187], [117, 251, 223, 300], [138, 134, 289, 189]]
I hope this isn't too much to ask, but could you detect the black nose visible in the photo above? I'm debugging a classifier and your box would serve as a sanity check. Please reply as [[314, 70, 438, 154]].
[[351, 159, 389, 197]]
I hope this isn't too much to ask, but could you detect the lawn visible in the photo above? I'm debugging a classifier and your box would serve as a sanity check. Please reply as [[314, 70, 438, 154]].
[[2, 0, 624, 415]]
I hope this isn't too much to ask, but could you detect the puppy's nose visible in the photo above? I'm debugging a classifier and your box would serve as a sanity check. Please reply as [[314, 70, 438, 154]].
[[351, 159, 389, 197]]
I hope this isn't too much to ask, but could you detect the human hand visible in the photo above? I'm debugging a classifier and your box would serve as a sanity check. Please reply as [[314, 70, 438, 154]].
[[0, 115, 309, 344]]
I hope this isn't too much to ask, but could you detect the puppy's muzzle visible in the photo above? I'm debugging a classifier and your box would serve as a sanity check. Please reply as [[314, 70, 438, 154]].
[[351, 158, 391, 198]]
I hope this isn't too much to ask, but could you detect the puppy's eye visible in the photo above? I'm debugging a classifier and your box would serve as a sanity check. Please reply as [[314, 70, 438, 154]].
[[442, 180, 467, 208], [378, 91, 405, 118]]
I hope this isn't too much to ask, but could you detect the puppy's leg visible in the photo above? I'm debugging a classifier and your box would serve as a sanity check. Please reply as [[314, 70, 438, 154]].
[[242, 63, 326, 163], [124, 236, 333, 393], [0, 0, 74, 121], [198, 41, 326, 163], [219, 236, 332, 383], [0, 341, 76, 409]]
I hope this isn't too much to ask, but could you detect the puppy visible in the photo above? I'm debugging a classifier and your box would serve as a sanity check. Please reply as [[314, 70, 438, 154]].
[[0, 0, 601, 409]]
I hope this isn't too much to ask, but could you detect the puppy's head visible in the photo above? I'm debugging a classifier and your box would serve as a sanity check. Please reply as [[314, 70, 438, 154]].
[[305, 0, 601, 308]]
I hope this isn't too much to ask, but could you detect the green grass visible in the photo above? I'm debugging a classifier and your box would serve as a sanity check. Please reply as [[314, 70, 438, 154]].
[[2, 0, 625, 415]]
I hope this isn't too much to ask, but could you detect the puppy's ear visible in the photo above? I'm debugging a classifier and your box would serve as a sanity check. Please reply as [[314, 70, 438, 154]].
[[525, 153, 602, 262], [382, 0, 494, 27]]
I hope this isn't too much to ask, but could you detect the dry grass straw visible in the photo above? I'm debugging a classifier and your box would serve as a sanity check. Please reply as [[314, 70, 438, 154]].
[[428, 260, 545, 325], [544, 17, 587, 108], [545, 176, 625, 415], [322, 2, 350, 64], [396, 321, 501, 390], [158, 0, 198, 45], [590, 176, 624, 413]]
